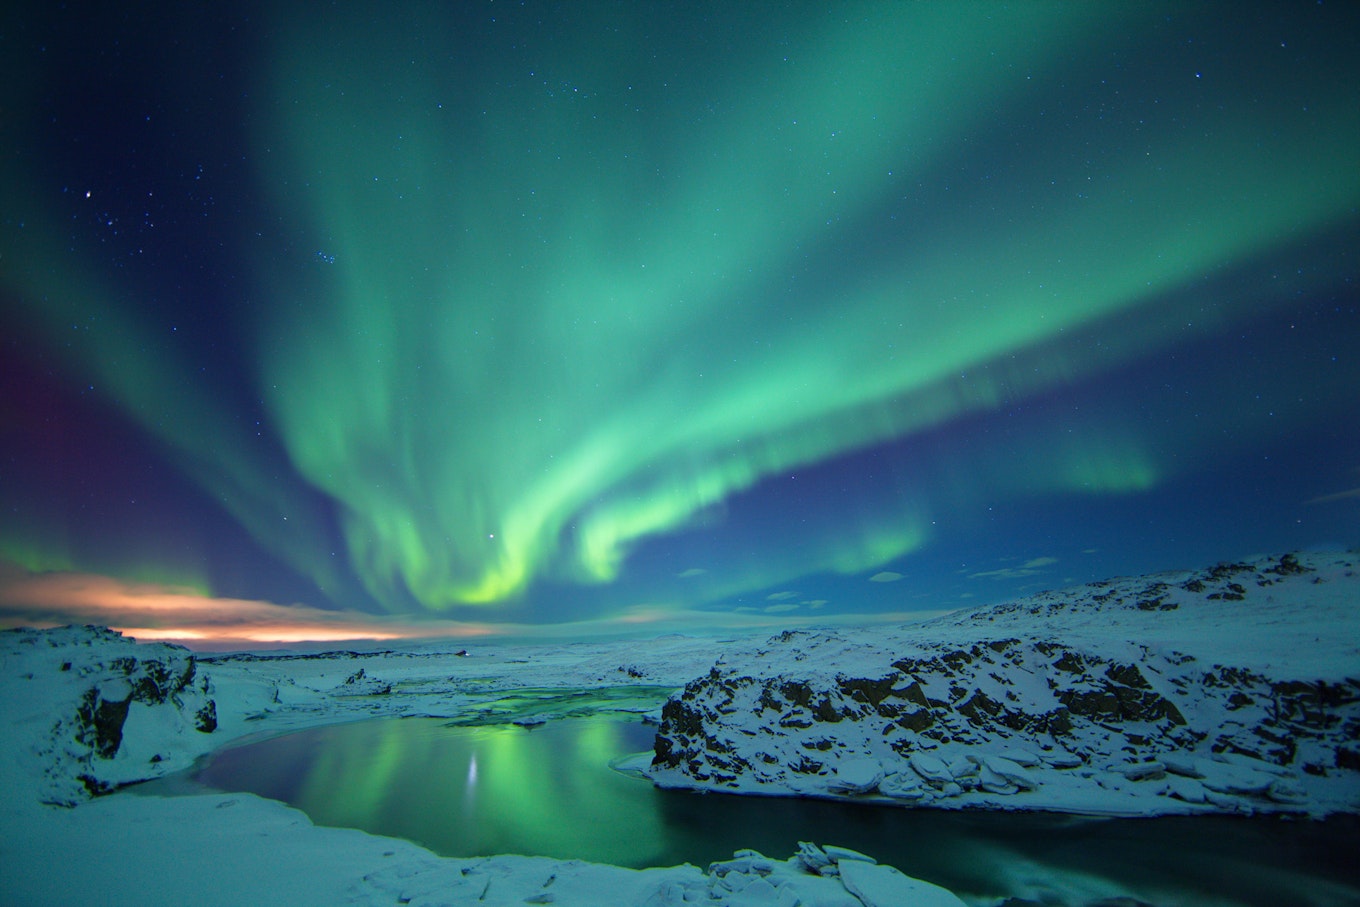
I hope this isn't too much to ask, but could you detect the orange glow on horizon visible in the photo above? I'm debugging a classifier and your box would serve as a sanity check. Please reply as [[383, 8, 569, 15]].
[[114, 626, 413, 643], [117, 627, 211, 641], [0, 561, 927, 651], [0, 563, 500, 649]]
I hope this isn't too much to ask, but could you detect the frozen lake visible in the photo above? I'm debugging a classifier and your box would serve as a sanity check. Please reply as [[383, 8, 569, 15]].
[[183, 715, 1358, 906]]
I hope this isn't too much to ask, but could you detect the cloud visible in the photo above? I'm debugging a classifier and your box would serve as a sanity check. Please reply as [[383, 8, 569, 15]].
[[0, 562, 937, 651], [869, 571, 903, 583], [969, 556, 1058, 580], [765, 591, 799, 601], [675, 567, 708, 578], [1307, 486, 1360, 505], [0, 563, 492, 649]]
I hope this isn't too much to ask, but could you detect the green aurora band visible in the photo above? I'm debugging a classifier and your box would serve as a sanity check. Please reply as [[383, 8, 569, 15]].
[[2, 4, 1356, 615], [254, 5, 1357, 609]]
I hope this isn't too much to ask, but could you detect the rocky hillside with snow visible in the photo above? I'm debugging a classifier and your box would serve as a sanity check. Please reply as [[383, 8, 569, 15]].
[[650, 551, 1360, 817], [2, 625, 219, 806]]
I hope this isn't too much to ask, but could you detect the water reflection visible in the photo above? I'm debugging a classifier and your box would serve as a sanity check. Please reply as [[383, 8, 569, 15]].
[[192, 716, 1360, 906], [200, 717, 669, 866]]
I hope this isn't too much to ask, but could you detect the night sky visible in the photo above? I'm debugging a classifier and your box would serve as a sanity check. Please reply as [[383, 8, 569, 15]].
[[2, 2, 1357, 646]]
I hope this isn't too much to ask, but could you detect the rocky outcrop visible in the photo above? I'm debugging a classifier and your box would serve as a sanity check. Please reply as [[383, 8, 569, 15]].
[[12, 626, 219, 804], [651, 552, 1360, 816]]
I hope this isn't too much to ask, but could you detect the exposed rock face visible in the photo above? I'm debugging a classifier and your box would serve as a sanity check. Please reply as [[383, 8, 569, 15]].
[[651, 552, 1360, 816], [14, 626, 219, 805]]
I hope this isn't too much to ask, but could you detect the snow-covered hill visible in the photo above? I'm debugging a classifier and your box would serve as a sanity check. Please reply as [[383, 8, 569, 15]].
[[650, 551, 1360, 817]]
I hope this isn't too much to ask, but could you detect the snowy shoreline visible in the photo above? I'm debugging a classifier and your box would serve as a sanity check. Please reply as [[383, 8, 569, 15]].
[[3, 550, 1358, 904]]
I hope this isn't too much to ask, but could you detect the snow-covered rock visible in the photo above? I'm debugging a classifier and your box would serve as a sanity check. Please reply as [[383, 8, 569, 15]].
[[650, 551, 1360, 817], [1, 625, 219, 805]]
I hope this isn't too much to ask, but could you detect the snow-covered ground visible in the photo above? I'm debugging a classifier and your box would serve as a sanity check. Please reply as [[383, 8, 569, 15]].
[[2, 550, 1357, 905]]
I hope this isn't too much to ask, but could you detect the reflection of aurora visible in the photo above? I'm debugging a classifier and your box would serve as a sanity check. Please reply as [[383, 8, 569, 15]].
[[1, 3, 1357, 621], [200, 718, 671, 866], [195, 713, 1360, 900]]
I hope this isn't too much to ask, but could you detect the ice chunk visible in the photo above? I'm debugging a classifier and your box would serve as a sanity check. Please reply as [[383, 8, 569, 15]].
[[1162, 754, 1205, 778], [1201, 763, 1275, 795], [827, 757, 882, 794], [1267, 778, 1308, 804], [838, 859, 968, 907], [824, 844, 876, 865], [1040, 750, 1083, 768], [878, 772, 925, 799], [978, 754, 1039, 790], [1112, 760, 1166, 781], [947, 754, 977, 779], [909, 752, 953, 783], [728, 876, 781, 904], [795, 841, 832, 873], [1211, 750, 1292, 776], [718, 870, 783, 902], [997, 748, 1041, 767], [1165, 774, 1207, 803], [710, 853, 773, 879], [978, 764, 1018, 794]]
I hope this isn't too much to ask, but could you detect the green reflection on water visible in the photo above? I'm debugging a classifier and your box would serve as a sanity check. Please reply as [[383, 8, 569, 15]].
[[192, 714, 1360, 905], [203, 716, 668, 866]]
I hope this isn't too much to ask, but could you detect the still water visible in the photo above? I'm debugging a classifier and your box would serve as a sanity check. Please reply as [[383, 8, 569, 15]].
[[187, 716, 1358, 906]]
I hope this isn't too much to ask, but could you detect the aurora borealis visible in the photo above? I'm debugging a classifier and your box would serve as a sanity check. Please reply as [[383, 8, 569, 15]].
[[2, 2, 1357, 645]]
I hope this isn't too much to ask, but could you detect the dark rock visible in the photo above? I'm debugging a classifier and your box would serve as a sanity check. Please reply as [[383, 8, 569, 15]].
[[76, 687, 132, 759], [195, 700, 218, 733], [896, 710, 934, 732], [838, 675, 898, 708]]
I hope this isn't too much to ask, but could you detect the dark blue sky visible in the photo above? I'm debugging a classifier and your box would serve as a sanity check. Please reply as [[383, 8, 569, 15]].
[[2, 2, 1357, 644]]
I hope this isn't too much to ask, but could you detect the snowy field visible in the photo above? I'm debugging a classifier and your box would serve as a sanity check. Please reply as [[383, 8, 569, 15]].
[[2, 550, 1357, 905]]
